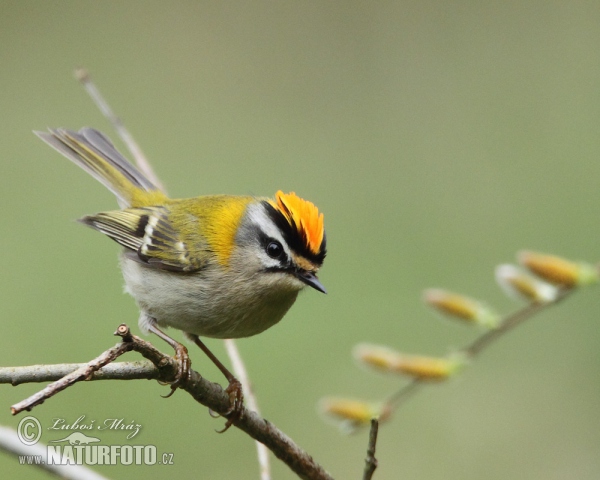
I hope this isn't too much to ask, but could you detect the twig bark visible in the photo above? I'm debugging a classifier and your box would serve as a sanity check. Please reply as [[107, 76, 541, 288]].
[[362, 419, 379, 480], [10, 327, 133, 415], [0, 361, 159, 385], [3, 325, 333, 480], [464, 286, 571, 358]]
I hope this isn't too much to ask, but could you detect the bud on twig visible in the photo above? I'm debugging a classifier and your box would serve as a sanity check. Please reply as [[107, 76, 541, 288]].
[[495, 264, 559, 303], [353, 344, 466, 381], [518, 251, 598, 287], [423, 289, 500, 328], [319, 397, 390, 432]]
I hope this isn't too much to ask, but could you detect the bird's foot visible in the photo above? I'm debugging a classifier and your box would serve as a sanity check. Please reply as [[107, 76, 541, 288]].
[[161, 343, 191, 398], [215, 377, 244, 433]]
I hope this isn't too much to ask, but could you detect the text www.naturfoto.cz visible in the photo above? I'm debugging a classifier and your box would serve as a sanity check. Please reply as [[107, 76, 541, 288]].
[[19, 445, 164, 465]]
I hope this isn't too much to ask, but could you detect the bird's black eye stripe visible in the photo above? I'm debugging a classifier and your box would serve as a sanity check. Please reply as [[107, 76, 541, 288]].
[[261, 200, 326, 266]]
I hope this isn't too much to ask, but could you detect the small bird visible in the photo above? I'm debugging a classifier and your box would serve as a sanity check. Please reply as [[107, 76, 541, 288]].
[[36, 127, 326, 429]]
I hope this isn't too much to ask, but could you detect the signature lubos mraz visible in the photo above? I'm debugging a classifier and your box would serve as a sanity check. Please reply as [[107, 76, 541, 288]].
[[49, 415, 142, 439]]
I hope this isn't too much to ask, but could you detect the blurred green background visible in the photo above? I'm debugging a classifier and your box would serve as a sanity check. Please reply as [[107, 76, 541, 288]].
[[1, 1, 600, 479]]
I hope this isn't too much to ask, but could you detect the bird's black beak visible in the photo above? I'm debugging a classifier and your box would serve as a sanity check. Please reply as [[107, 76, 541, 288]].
[[295, 271, 327, 294]]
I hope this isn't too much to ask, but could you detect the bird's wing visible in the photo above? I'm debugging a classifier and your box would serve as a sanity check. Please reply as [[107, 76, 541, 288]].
[[80, 206, 205, 272]]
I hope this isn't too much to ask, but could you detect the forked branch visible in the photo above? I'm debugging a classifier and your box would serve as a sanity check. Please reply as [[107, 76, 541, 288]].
[[2, 325, 332, 480]]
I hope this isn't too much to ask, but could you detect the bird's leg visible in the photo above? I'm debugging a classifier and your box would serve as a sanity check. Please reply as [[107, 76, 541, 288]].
[[186, 333, 244, 432], [146, 323, 191, 397]]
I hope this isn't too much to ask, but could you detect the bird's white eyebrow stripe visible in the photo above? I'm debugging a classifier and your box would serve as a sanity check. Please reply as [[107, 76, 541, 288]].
[[245, 204, 291, 248]]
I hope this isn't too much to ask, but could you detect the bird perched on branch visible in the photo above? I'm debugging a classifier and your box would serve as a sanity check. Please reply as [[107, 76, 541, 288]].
[[37, 127, 327, 430]]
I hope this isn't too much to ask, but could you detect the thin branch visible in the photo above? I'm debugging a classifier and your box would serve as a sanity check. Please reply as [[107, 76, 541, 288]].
[[362, 419, 379, 480], [386, 286, 575, 411], [225, 339, 271, 480], [385, 378, 422, 411], [0, 425, 109, 480], [3, 325, 333, 480], [0, 361, 159, 385], [10, 335, 132, 415], [74, 68, 163, 191], [464, 286, 571, 358]]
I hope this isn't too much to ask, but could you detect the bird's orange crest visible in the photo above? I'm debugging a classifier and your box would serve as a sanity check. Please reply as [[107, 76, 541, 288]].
[[271, 191, 325, 256]]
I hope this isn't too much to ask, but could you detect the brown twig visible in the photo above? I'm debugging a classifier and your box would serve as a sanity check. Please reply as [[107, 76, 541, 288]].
[[362, 419, 380, 480], [74, 68, 163, 191], [385, 378, 422, 411], [464, 286, 572, 358], [0, 361, 160, 385], [10, 327, 133, 415], [4, 325, 333, 480], [385, 286, 575, 411]]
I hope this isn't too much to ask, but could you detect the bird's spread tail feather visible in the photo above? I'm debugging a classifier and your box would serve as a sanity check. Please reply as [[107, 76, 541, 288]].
[[36, 127, 167, 208]]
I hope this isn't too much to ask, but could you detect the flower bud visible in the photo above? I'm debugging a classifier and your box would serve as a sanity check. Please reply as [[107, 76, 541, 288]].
[[353, 344, 466, 381], [319, 397, 390, 432], [423, 289, 500, 328], [518, 251, 598, 287], [495, 264, 559, 303]]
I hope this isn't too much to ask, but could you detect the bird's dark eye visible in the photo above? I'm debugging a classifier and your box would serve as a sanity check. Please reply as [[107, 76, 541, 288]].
[[266, 240, 284, 259]]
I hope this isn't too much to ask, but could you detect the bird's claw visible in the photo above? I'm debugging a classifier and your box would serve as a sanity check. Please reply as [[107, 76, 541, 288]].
[[161, 343, 191, 398], [215, 378, 244, 433]]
